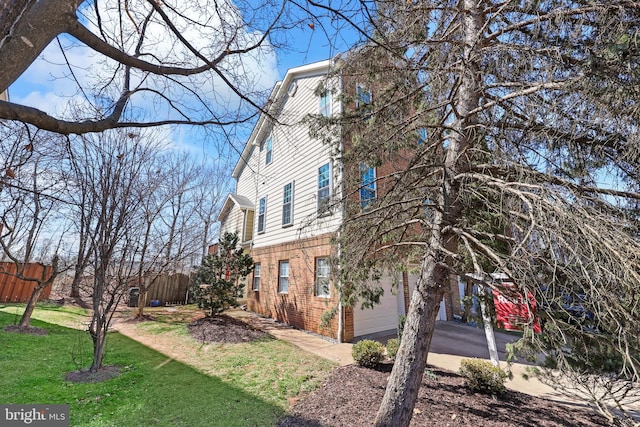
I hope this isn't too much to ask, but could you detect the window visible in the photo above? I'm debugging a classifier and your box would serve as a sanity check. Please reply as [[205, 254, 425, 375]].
[[265, 137, 273, 165], [315, 257, 330, 298], [360, 165, 377, 208], [317, 163, 331, 215], [282, 182, 293, 226], [417, 128, 427, 145], [252, 263, 261, 291], [278, 261, 289, 293], [257, 197, 266, 234], [355, 84, 372, 109], [319, 89, 331, 117]]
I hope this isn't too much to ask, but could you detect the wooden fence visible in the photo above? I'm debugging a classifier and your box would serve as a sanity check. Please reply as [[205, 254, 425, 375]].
[[133, 273, 191, 306], [0, 262, 53, 303]]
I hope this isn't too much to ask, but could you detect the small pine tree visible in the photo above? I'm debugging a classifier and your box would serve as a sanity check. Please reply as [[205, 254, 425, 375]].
[[191, 232, 254, 317]]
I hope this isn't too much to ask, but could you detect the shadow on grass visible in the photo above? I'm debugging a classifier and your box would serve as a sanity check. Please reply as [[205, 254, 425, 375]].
[[0, 311, 284, 427]]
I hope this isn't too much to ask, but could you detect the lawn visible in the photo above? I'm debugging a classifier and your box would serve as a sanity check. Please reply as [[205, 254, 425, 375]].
[[0, 304, 336, 426]]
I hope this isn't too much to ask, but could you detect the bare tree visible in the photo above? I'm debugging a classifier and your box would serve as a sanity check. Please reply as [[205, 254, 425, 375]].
[[308, 1, 640, 425], [160, 153, 200, 271], [67, 129, 159, 372], [0, 127, 66, 327], [193, 158, 232, 261], [132, 154, 231, 316], [0, 0, 292, 134]]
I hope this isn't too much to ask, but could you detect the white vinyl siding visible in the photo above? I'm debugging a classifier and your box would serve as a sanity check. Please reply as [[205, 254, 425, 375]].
[[234, 66, 342, 250], [219, 206, 243, 237]]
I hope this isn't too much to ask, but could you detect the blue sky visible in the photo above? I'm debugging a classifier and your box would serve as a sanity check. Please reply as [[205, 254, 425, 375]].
[[7, 2, 360, 161]]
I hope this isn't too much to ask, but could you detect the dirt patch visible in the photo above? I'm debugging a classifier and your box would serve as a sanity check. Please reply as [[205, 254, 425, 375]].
[[278, 364, 608, 427], [187, 314, 268, 343], [65, 365, 121, 383], [3, 325, 48, 335]]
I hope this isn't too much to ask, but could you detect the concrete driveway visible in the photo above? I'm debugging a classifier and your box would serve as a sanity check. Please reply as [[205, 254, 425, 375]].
[[358, 320, 523, 362], [430, 321, 521, 361]]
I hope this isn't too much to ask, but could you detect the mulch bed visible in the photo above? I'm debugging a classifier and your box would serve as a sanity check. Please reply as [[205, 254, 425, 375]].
[[65, 366, 121, 383], [187, 314, 268, 343], [278, 364, 609, 427]]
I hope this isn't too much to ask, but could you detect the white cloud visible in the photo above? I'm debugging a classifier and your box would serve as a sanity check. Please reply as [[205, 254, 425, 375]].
[[11, 0, 281, 124]]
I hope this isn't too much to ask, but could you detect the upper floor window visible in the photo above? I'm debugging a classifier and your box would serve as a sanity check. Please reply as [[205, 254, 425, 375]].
[[355, 84, 372, 109], [282, 182, 293, 226], [258, 197, 267, 234], [360, 165, 377, 208], [278, 260, 290, 293], [315, 257, 330, 298], [417, 128, 427, 145], [252, 263, 261, 291], [319, 90, 331, 117], [265, 137, 273, 165], [317, 163, 331, 215]]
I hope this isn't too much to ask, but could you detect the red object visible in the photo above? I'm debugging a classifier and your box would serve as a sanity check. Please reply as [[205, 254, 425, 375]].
[[493, 282, 541, 334]]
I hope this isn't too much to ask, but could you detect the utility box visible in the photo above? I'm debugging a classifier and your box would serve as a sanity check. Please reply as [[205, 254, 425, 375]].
[[128, 287, 140, 307]]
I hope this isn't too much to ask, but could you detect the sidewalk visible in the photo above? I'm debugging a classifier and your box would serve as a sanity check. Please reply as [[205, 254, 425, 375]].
[[226, 308, 354, 366]]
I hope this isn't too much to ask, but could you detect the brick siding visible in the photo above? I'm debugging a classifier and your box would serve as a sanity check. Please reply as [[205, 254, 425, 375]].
[[247, 234, 346, 340]]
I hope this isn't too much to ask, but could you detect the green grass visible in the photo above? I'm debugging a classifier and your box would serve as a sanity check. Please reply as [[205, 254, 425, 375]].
[[0, 303, 90, 329], [0, 306, 336, 426]]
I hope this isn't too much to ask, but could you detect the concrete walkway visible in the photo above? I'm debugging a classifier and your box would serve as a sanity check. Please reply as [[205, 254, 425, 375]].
[[226, 309, 355, 366], [226, 309, 581, 405]]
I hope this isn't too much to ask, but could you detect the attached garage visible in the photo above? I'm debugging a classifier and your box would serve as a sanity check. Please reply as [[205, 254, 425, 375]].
[[352, 273, 447, 339]]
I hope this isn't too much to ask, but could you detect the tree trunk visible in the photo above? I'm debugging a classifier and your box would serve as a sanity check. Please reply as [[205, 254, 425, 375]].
[[70, 267, 82, 298], [462, 281, 474, 323], [136, 286, 148, 318], [18, 284, 43, 327], [89, 316, 107, 373], [374, 189, 451, 425], [0, 0, 83, 93], [88, 301, 109, 373], [375, 1, 482, 424]]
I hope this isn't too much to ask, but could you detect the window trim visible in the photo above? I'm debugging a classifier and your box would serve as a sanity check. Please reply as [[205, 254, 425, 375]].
[[278, 260, 290, 294], [355, 83, 372, 109], [359, 165, 377, 208], [257, 196, 267, 234], [282, 181, 294, 227], [319, 89, 331, 117], [315, 257, 331, 298], [317, 163, 331, 216], [265, 137, 273, 165], [252, 263, 261, 291]]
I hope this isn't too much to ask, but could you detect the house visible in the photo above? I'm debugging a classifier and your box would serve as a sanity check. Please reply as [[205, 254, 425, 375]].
[[218, 57, 462, 342]]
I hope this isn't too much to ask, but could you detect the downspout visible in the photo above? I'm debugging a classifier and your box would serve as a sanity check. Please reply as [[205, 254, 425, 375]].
[[337, 230, 343, 343], [335, 59, 345, 343]]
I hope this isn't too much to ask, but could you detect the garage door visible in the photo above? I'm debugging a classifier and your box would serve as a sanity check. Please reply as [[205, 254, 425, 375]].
[[353, 276, 402, 337]]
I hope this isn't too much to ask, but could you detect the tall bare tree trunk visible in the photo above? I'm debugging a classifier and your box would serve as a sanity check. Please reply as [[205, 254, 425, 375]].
[[375, 1, 482, 424], [89, 275, 108, 373], [374, 230, 449, 425], [18, 285, 43, 327], [89, 308, 107, 373]]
